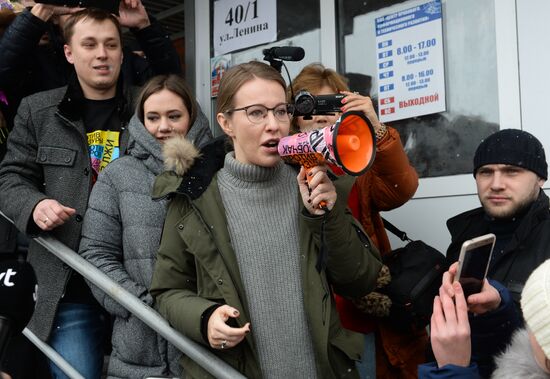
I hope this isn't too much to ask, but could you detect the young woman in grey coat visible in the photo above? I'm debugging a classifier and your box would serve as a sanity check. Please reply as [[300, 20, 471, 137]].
[[79, 74, 212, 378]]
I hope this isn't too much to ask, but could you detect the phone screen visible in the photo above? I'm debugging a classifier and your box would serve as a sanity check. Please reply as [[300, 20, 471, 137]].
[[459, 242, 493, 298]]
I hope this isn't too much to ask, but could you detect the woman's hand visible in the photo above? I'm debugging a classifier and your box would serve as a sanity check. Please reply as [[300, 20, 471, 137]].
[[431, 281, 471, 368], [297, 165, 337, 215], [339, 91, 383, 133], [207, 305, 250, 350]]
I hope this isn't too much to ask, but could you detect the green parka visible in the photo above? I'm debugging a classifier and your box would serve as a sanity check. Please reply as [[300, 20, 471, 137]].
[[150, 137, 382, 378]]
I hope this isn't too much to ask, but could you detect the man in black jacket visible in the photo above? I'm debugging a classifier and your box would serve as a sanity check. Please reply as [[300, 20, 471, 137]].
[[446, 129, 550, 316]]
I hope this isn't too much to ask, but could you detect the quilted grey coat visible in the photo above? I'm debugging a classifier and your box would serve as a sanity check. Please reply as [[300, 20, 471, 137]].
[[79, 113, 211, 378]]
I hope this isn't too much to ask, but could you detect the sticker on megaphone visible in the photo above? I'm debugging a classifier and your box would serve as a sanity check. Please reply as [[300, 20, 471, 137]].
[[278, 111, 376, 176]]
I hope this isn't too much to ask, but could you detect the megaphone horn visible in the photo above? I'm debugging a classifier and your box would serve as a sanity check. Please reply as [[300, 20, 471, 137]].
[[278, 111, 376, 176]]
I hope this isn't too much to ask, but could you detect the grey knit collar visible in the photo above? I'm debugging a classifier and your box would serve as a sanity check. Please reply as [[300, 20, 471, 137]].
[[221, 152, 286, 188]]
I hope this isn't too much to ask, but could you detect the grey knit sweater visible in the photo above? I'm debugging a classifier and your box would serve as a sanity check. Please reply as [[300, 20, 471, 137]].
[[218, 153, 318, 378]]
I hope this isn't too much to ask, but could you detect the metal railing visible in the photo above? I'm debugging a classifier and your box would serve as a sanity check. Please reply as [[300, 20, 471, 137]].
[[22, 328, 85, 379], [1, 212, 246, 379]]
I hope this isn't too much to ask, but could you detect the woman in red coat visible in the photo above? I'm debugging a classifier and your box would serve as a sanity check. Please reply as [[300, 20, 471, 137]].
[[291, 63, 425, 378]]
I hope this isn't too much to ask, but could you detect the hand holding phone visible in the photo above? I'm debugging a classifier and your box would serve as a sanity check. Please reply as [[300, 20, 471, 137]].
[[454, 233, 496, 299]]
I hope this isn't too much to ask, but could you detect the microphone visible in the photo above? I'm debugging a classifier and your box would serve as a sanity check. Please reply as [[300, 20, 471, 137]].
[[0, 259, 37, 362], [263, 46, 305, 62]]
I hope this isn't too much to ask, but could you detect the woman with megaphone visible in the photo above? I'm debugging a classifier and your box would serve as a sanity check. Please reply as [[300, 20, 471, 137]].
[[150, 60, 383, 378], [291, 63, 422, 379]]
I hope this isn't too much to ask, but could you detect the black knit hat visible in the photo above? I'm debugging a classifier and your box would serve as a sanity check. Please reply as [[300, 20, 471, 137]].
[[473, 129, 548, 179]]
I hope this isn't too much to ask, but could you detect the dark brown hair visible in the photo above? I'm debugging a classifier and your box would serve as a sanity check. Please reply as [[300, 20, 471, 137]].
[[63, 8, 121, 44], [136, 74, 198, 126]]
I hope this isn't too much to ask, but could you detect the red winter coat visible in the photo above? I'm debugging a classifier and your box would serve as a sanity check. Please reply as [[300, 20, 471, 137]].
[[334, 126, 428, 378]]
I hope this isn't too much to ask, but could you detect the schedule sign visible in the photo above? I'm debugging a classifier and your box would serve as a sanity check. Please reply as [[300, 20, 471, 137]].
[[375, 0, 446, 122]]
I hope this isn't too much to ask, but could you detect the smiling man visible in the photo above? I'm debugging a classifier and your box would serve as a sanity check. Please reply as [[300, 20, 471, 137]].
[[0, 5, 184, 378], [63, 11, 123, 99], [446, 129, 550, 317]]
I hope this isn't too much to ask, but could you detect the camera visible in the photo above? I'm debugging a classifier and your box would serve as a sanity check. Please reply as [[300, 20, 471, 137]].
[[293, 91, 345, 119]]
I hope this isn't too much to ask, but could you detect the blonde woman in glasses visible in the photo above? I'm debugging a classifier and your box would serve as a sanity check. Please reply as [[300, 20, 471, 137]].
[[150, 61, 382, 378]]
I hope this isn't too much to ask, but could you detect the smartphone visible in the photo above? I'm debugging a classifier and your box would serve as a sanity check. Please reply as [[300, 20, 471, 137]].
[[454, 233, 496, 298]]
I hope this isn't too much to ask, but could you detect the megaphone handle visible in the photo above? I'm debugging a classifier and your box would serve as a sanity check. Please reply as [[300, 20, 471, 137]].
[[305, 167, 328, 210]]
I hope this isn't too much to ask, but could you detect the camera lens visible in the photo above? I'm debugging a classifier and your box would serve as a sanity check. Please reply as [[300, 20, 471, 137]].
[[294, 91, 315, 115]]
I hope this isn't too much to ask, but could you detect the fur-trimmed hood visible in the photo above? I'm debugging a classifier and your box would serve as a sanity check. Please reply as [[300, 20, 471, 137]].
[[162, 134, 202, 176], [491, 328, 548, 379], [152, 135, 229, 201]]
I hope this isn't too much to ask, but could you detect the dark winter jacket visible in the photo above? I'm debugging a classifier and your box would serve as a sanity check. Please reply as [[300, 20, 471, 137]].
[[446, 190, 550, 314], [78, 114, 211, 378], [0, 76, 135, 341], [149, 137, 383, 378]]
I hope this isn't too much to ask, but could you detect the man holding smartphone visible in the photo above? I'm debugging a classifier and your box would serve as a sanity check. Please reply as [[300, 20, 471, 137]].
[[446, 129, 550, 316]]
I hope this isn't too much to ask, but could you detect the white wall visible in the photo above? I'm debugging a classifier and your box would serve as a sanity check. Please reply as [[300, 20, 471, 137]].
[[517, 0, 550, 147]]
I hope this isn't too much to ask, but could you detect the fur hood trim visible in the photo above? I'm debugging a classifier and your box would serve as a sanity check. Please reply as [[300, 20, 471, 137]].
[[153, 136, 228, 201], [491, 328, 548, 379], [162, 134, 201, 176]]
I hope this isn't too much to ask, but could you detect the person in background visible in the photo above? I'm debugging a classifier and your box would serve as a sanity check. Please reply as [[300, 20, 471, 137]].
[[446, 129, 550, 317], [0, 2, 24, 256], [79, 74, 212, 378], [290, 62, 422, 379], [419, 258, 550, 378], [0, 7, 184, 378], [150, 61, 382, 377]]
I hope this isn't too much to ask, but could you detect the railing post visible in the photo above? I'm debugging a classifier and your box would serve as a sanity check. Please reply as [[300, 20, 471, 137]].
[[23, 328, 85, 379]]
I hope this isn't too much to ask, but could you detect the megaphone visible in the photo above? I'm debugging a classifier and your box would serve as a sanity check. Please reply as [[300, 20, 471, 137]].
[[278, 111, 376, 176]]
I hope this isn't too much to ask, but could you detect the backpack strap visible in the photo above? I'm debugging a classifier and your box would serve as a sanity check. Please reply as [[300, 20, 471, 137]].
[[381, 217, 412, 242]]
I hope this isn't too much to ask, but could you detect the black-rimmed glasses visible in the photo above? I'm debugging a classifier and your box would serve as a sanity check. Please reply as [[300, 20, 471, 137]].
[[225, 103, 295, 124]]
